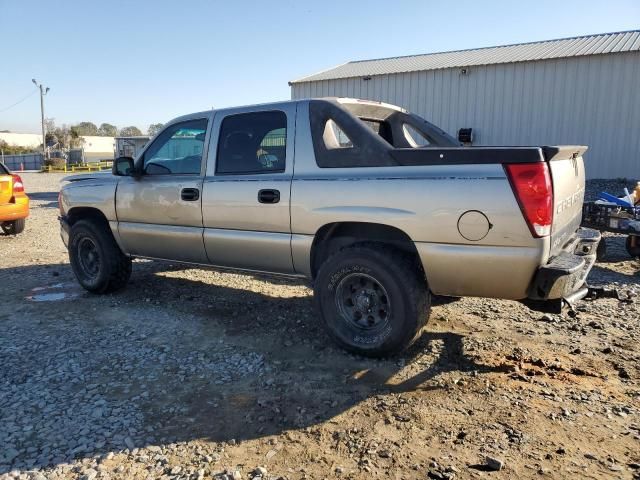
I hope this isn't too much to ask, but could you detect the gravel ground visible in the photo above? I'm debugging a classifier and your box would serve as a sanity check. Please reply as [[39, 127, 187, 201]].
[[0, 173, 638, 480]]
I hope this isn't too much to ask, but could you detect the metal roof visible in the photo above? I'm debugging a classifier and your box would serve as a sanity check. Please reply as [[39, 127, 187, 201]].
[[291, 30, 640, 84]]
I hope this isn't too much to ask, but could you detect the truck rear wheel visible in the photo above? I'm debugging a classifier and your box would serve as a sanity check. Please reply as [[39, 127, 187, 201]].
[[314, 245, 430, 357], [69, 219, 132, 293], [1, 219, 25, 235]]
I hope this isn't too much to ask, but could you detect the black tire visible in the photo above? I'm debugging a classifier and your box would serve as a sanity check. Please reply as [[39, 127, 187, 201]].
[[1, 218, 25, 235], [68, 219, 132, 293], [314, 244, 430, 357], [625, 235, 640, 258], [596, 238, 607, 261]]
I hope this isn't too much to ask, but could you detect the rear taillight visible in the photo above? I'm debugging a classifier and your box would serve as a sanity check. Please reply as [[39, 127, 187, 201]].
[[505, 162, 553, 238], [11, 174, 24, 193]]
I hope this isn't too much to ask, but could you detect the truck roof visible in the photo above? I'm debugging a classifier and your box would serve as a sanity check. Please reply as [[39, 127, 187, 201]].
[[165, 98, 407, 126]]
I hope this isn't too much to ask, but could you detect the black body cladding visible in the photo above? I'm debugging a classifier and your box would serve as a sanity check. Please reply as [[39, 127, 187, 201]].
[[308, 99, 586, 168]]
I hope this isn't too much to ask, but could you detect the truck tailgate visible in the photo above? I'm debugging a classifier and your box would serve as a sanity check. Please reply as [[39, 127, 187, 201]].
[[544, 146, 587, 257]]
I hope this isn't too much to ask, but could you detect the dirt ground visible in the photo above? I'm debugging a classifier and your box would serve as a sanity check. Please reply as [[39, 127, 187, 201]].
[[0, 172, 638, 480]]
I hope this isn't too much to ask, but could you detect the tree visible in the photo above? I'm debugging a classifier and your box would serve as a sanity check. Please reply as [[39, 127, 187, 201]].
[[119, 126, 143, 136], [36, 118, 83, 150], [148, 123, 164, 136], [44, 118, 58, 147], [44, 118, 56, 133], [0, 139, 34, 155], [97, 123, 118, 137], [72, 122, 99, 136]]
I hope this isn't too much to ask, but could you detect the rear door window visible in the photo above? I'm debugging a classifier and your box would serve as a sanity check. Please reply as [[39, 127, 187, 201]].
[[216, 111, 287, 175]]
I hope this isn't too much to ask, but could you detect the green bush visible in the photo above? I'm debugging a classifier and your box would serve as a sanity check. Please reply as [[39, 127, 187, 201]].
[[44, 157, 67, 168]]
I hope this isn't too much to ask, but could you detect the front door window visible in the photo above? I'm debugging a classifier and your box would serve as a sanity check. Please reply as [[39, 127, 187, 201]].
[[142, 119, 208, 175]]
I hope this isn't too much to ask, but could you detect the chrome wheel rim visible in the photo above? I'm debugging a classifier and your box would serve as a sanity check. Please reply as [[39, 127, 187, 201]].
[[335, 273, 391, 330]]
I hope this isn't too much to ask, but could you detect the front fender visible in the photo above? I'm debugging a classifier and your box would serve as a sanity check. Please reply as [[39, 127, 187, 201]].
[[59, 178, 127, 254], [60, 178, 118, 222]]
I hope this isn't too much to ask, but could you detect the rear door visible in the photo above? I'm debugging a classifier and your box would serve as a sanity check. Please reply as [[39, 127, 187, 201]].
[[547, 147, 586, 255], [0, 164, 12, 204], [201, 104, 296, 274], [115, 117, 211, 263]]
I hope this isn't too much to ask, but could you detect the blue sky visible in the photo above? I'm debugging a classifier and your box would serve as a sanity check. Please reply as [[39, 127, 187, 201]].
[[1, 0, 638, 134]]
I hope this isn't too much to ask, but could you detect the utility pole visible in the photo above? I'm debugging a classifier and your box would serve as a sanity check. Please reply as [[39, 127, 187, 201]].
[[32, 79, 49, 161]]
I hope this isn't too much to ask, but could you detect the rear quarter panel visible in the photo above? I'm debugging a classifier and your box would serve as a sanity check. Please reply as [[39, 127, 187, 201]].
[[291, 165, 547, 299], [0, 173, 13, 204], [291, 102, 546, 299], [0, 170, 28, 220]]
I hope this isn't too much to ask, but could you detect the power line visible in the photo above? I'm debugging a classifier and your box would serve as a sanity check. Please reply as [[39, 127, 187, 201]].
[[0, 89, 38, 113]]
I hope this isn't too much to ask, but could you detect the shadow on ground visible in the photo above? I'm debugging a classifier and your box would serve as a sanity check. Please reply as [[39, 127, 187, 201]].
[[589, 236, 640, 282], [26, 191, 59, 209], [0, 261, 502, 473]]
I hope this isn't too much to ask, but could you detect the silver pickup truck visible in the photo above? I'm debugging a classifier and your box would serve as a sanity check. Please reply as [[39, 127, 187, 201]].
[[59, 98, 600, 356]]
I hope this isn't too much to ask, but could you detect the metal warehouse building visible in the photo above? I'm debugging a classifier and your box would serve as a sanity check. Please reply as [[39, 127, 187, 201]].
[[291, 30, 640, 179]]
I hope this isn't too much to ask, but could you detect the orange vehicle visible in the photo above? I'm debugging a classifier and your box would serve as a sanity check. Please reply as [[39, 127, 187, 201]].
[[0, 163, 29, 235]]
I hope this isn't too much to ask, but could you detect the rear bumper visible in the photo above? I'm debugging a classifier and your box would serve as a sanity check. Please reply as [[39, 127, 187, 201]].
[[0, 195, 29, 222], [527, 227, 600, 301]]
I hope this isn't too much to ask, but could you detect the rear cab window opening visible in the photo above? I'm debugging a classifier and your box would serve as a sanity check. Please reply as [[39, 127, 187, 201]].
[[310, 99, 458, 168], [323, 119, 354, 149], [402, 123, 430, 147]]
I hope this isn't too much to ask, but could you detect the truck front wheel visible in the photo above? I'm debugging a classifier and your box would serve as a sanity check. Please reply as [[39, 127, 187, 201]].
[[69, 219, 132, 293], [314, 245, 430, 357]]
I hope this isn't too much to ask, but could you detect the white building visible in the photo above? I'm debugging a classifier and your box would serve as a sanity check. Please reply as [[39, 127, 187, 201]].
[[0, 132, 42, 148], [79, 135, 115, 161], [115, 136, 150, 159], [0, 132, 115, 161], [291, 30, 640, 179]]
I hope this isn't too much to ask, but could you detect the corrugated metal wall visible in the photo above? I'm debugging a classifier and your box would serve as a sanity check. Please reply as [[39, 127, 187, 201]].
[[292, 51, 640, 179]]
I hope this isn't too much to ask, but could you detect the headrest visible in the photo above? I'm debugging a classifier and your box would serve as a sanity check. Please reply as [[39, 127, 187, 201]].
[[225, 131, 253, 150]]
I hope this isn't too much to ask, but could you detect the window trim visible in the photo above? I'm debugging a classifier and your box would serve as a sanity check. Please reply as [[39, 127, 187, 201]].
[[136, 117, 210, 177], [214, 110, 287, 176]]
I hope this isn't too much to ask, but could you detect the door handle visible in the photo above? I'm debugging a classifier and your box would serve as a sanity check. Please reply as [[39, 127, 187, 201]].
[[181, 188, 200, 201], [258, 189, 280, 204]]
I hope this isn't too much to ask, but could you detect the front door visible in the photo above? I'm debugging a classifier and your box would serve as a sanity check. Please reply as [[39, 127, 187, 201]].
[[201, 105, 296, 274], [116, 117, 210, 264]]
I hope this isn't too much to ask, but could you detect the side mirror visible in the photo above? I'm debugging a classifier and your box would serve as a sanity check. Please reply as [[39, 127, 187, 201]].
[[112, 156, 136, 176]]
